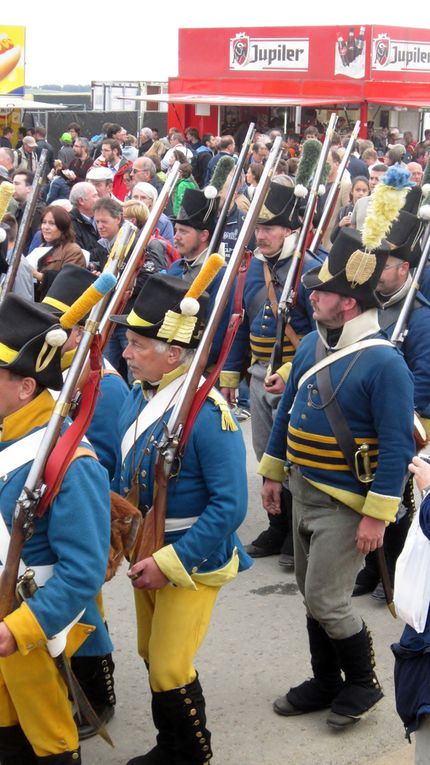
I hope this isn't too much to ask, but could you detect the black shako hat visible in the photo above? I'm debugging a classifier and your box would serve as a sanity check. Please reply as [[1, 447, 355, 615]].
[[256, 182, 302, 230], [42, 264, 98, 324], [173, 188, 218, 234], [110, 272, 209, 348], [302, 228, 391, 309], [384, 208, 424, 267], [0, 294, 66, 389]]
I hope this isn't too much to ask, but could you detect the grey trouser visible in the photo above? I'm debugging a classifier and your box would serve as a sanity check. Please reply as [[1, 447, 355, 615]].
[[416, 715, 430, 765], [290, 466, 365, 640], [249, 361, 282, 461]]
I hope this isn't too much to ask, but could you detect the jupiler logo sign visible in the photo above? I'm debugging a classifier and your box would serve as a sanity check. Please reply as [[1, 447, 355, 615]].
[[230, 32, 309, 71], [373, 32, 430, 72]]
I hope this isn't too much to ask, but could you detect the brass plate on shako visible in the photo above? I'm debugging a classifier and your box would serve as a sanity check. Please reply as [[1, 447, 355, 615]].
[[345, 249, 376, 288]]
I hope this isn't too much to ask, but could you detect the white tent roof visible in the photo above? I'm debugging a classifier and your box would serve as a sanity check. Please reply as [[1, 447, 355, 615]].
[[0, 96, 67, 111]]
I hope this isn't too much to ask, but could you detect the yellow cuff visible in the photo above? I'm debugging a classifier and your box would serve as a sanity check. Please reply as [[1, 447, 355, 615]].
[[4, 602, 95, 658], [4, 602, 48, 656], [362, 490, 400, 523], [193, 549, 240, 587], [153, 545, 197, 590], [219, 371, 240, 388], [277, 362, 292, 384], [258, 453, 286, 482]]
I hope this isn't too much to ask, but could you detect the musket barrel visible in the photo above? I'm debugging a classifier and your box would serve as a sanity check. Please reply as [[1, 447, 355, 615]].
[[309, 120, 361, 253], [391, 223, 430, 346], [164, 135, 284, 445], [0, 149, 47, 303], [97, 161, 180, 343], [207, 122, 255, 256]]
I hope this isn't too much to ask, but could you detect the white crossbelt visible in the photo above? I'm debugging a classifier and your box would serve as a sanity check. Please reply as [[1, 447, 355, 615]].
[[165, 516, 199, 533], [0, 514, 54, 584], [0, 428, 48, 477], [121, 375, 187, 461]]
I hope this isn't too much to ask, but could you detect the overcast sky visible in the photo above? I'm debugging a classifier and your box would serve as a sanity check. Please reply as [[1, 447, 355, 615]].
[[3, 6, 430, 85]]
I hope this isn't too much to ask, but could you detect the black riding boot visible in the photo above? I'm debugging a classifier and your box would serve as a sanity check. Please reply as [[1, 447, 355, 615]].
[[36, 751, 81, 763], [274, 617, 344, 715], [0, 725, 37, 765], [328, 623, 383, 728], [71, 652, 115, 740], [127, 675, 212, 765]]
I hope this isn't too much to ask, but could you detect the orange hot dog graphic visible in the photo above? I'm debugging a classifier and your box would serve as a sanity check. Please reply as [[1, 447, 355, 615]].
[[0, 34, 21, 81]]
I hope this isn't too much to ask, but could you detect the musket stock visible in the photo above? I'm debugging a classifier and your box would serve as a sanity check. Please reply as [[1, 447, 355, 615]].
[[132, 137, 284, 563]]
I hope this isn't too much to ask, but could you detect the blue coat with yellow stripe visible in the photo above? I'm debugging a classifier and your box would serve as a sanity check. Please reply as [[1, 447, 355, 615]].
[[112, 368, 252, 587], [0, 390, 112, 657], [221, 235, 319, 387], [259, 310, 415, 523]]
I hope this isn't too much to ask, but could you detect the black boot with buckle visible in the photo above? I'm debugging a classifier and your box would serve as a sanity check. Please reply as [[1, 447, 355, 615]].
[[274, 617, 344, 716], [127, 674, 212, 765], [71, 653, 116, 740], [327, 623, 383, 729]]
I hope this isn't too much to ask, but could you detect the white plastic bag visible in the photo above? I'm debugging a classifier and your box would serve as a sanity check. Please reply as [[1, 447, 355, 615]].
[[394, 508, 430, 633]]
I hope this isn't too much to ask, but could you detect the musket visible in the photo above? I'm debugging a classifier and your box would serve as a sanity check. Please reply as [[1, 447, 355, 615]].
[[95, 160, 181, 354], [16, 569, 114, 747], [0, 149, 47, 303], [391, 224, 430, 347], [309, 120, 361, 253], [132, 136, 284, 562], [265, 113, 338, 380], [0, 272, 117, 621], [206, 122, 255, 255]]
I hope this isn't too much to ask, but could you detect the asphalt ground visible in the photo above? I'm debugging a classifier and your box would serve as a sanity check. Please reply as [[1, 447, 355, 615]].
[[82, 418, 416, 765]]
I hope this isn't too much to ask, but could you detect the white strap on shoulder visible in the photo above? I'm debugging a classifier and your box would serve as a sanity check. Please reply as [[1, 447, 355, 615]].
[[0, 428, 48, 478], [297, 339, 394, 391]]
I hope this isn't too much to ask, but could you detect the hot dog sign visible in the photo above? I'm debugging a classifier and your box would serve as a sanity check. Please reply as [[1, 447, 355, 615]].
[[0, 26, 25, 95]]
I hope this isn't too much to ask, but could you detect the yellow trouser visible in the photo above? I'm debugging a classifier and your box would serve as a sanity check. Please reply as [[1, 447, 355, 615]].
[[134, 582, 220, 692], [0, 648, 78, 757]]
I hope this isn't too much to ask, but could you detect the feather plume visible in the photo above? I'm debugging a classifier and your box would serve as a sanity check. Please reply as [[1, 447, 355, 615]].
[[209, 156, 235, 192], [320, 161, 331, 186], [184, 253, 224, 301], [295, 139, 321, 189], [0, 181, 14, 221], [362, 166, 410, 252]]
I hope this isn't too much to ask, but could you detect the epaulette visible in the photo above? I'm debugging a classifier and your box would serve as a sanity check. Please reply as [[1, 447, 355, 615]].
[[207, 388, 238, 432]]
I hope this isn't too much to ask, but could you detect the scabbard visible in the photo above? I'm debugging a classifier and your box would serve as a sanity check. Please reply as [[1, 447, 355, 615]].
[[376, 547, 397, 618]]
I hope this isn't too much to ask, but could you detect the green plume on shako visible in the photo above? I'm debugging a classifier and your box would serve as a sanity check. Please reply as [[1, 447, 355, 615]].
[[206, 156, 236, 198]]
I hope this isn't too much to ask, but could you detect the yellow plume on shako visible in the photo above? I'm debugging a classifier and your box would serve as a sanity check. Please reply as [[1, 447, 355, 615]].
[[180, 253, 225, 316], [0, 181, 14, 221], [362, 165, 412, 252], [158, 253, 224, 344]]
